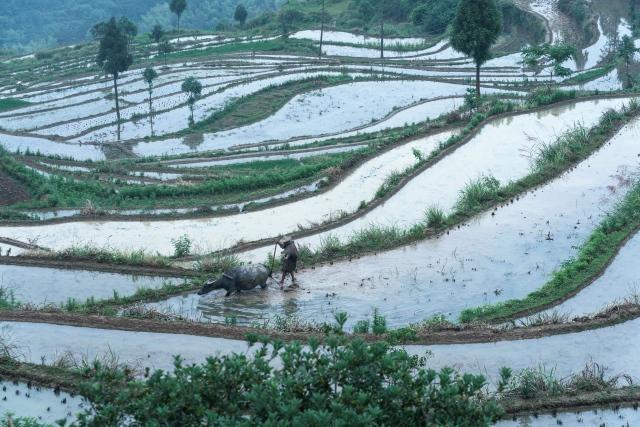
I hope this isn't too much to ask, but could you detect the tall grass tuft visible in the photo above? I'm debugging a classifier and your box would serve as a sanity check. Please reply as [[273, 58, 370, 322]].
[[532, 125, 589, 171], [455, 175, 501, 213], [425, 205, 446, 229]]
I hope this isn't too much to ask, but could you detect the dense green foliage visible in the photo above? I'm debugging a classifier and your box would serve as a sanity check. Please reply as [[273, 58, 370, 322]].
[[75, 334, 503, 425], [0, 0, 285, 52], [0, 98, 31, 112], [558, 0, 590, 27], [450, 0, 502, 96]]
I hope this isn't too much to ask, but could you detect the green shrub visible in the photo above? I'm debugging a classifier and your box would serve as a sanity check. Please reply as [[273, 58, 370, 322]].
[[76, 334, 503, 425], [171, 234, 192, 258]]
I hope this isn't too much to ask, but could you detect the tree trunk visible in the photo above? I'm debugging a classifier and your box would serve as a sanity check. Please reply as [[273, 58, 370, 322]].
[[113, 73, 121, 123], [319, 0, 325, 59], [475, 63, 481, 99], [149, 86, 154, 136], [177, 15, 181, 44], [380, 17, 384, 59]]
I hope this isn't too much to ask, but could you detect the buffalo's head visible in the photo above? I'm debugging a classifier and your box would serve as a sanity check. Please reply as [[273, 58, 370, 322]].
[[197, 273, 233, 296]]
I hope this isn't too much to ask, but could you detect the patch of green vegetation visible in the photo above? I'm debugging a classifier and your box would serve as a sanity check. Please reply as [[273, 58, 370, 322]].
[[0, 146, 355, 211], [0, 98, 30, 112], [563, 63, 615, 85], [61, 280, 200, 316], [50, 245, 172, 267], [525, 87, 577, 107], [498, 361, 632, 401]]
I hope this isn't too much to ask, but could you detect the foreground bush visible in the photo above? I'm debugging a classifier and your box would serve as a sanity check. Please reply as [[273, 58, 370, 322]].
[[76, 334, 503, 426]]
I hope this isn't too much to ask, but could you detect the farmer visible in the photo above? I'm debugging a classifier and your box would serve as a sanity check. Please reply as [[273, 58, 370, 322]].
[[278, 237, 299, 289]]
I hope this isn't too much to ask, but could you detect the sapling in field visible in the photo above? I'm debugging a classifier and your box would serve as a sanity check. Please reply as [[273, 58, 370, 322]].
[[181, 76, 203, 127], [158, 40, 173, 66], [149, 24, 165, 57], [143, 67, 158, 136]]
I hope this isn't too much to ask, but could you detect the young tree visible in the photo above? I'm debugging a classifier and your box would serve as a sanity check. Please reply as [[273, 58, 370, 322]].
[[159, 40, 173, 66], [234, 4, 248, 26], [618, 35, 639, 88], [522, 42, 575, 81], [170, 0, 187, 41], [450, 0, 502, 98], [150, 24, 165, 57], [143, 67, 159, 135], [181, 77, 203, 126], [96, 17, 133, 139]]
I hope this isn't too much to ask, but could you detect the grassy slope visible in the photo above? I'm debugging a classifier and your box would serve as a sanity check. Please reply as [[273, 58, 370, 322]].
[[0, 98, 30, 112]]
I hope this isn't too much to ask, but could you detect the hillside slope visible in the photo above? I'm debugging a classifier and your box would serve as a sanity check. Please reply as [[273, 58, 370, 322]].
[[0, 0, 284, 52]]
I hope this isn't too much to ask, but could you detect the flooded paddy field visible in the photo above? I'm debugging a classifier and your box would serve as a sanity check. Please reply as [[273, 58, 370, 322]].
[[2, 3, 640, 422], [0, 264, 181, 306], [498, 405, 640, 426], [151, 115, 640, 327], [0, 379, 84, 423]]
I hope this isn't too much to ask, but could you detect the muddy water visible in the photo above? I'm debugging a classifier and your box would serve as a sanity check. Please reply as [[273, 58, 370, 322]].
[[0, 379, 84, 424], [0, 265, 179, 306], [0, 130, 456, 254], [131, 80, 501, 157], [75, 70, 353, 143], [282, 97, 465, 150], [538, 230, 640, 318], [497, 406, 640, 426], [406, 317, 640, 384], [0, 132, 106, 161], [3, 317, 640, 389], [291, 30, 433, 48], [174, 115, 640, 327], [244, 97, 634, 262], [568, 68, 625, 92], [0, 321, 250, 373]]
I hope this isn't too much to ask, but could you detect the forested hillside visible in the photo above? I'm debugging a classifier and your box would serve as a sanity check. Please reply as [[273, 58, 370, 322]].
[[0, 0, 283, 52], [251, 0, 545, 46]]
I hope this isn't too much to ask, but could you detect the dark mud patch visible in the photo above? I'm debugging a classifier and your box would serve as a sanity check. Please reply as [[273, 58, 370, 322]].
[[0, 170, 30, 206]]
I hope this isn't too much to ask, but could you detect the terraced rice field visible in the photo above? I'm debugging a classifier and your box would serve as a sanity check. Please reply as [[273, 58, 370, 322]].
[[1, 0, 640, 422]]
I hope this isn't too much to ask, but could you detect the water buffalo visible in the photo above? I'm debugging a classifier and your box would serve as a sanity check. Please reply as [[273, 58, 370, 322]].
[[197, 264, 270, 297]]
